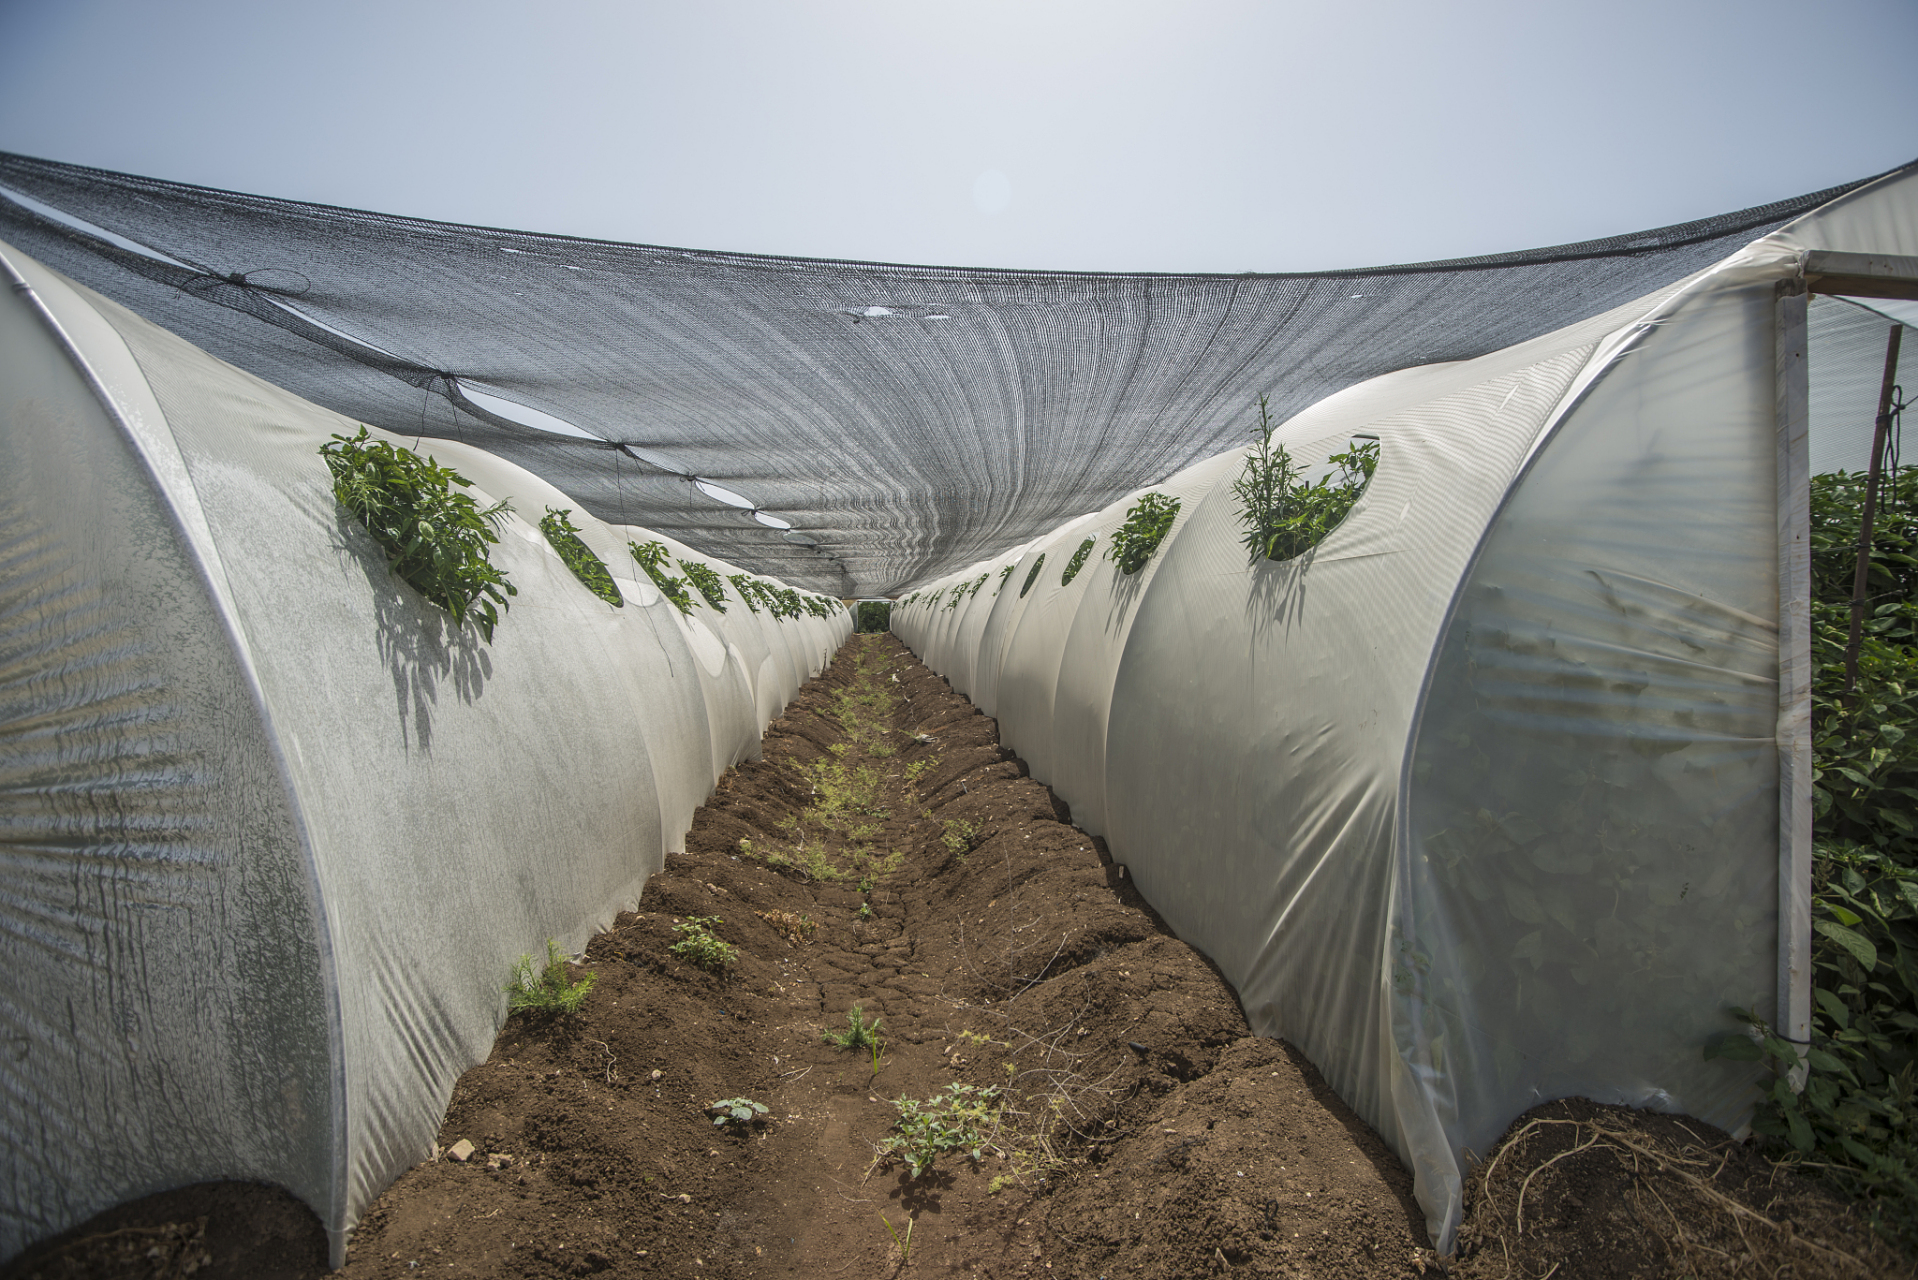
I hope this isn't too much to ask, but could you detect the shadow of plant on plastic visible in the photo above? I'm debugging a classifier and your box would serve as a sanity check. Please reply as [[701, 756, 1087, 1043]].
[[336, 510, 493, 752], [1245, 549, 1317, 639]]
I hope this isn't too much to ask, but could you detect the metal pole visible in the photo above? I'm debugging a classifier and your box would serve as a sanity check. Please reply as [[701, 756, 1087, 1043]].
[[1844, 323, 1904, 702]]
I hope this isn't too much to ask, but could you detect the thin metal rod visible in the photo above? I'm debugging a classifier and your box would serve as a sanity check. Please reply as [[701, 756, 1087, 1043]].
[[1844, 323, 1904, 701]]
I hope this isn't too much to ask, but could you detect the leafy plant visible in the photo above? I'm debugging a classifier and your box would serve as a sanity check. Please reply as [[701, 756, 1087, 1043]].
[[1706, 465, 1918, 1251], [670, 916, 738, 972], [997, 564, 1016, 593], [855, 601, 893, 633], [1232, 396, 1379, 563], [1019, 555, 1047, 598], [506, 939, 595, 1017], [942, 819, 981, 857], [320, 427, 517, 639], [678, 559, 728, 612], [708, 1097, 769, 1129], [538, 507, 623, 607], [824, 1005, 885, 1051], [1061, 537, 1095, 586], [629, 540, 695, 614], [1105, 492, 1181, 575], [879, 1083, 1004, 1178], [728, 573, 763, 613], [905, 758, 936, 784]]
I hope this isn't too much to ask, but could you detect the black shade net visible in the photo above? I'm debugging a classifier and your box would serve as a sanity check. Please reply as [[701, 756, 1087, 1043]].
[[0, 151, 1881, 595]]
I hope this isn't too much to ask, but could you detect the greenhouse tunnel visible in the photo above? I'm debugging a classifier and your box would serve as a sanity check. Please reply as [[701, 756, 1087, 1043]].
[[1, 150, 1915, 1263]]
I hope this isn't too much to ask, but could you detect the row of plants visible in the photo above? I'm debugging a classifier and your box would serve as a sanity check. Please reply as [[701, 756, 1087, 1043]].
[[898, 396, 1380, 617], [321, 428, 844, 639], [1713, 464, 1918, 1250]]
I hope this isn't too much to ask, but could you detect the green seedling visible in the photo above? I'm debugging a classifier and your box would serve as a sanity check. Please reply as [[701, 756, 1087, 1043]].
[[708, 1097, 769, 1129], [1232, 396, 1378, 563], [678, 559, 728, 611], [823, 1005, 884, 1052], [879, 1212, 914, 1263], [942, 819, 981, 857], [629, 539, 694, 613], [670, 916, 738, 972], [880, 1083, 1003, 1179], [506, 939, 595, 1017], [858, 901, 875, 920]]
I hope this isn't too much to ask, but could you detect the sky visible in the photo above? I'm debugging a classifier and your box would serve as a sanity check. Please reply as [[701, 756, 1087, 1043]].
[[1, 0, 1915, 274]]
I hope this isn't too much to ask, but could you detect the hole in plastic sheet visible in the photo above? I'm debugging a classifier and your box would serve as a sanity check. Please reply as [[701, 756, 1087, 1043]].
[[754, 512, 794, 531], [694, 479, 757, 510], [0, 184, 196, 269], [454, 381, 603, 440]]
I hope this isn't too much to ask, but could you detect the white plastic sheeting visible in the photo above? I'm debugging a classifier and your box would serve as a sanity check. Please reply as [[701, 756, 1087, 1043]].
[[892, 167, 1918, 1251], [0, 240, 848, 1266]]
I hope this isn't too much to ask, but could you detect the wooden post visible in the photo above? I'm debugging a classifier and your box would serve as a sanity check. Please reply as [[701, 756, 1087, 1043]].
[[1775, 282, 1813, 1078], [1843, 324, 1904, 701]]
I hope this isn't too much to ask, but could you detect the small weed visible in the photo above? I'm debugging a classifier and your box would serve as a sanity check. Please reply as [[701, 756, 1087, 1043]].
[[824, 1005, 885, 1052], [505, 939, 595, 1017], [879, 1083, 1003, 1179], [987, 1175, 1015, 1195], [670, 916, 738, 972], [869, 744, 896, 758], [905, 758, 936, 783], [754, 909, 815, 944], [942, 819, 982, 857], [708, 1097, 769, 1130], [879, 1213, 914, 1263], [858, 900, 875, 920]]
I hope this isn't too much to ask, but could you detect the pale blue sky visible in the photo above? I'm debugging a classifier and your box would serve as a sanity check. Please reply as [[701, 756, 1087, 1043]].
[[2, 0, 1914, 273]]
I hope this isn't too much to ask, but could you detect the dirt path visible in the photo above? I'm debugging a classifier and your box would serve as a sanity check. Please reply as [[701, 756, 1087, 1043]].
[[6, 634, 1902, 1279]]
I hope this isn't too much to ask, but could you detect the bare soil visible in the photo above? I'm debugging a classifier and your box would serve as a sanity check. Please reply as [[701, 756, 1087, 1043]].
[[5, 635, 1902, 1279]]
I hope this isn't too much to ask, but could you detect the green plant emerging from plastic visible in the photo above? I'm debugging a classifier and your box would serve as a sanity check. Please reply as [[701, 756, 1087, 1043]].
[[1061, 537, 1095, 586], [1232, 396, 1379, 563], [727, 574, 763, 613], [879, 1083, 1003, 1179], [1105, 492, 1181, 575], [629, 540, 695, 614], [506, 939, 595, 1017], [670, 916, 737, 972], [1019, 555, 1047, 598], [824, 1005, 885, 1052], [320, 427, 517, 640], [679, 559, 728, 612], [997, 564, 1016, 593], [708, 1097, 769, 1129], [538, 507, 623, 607]]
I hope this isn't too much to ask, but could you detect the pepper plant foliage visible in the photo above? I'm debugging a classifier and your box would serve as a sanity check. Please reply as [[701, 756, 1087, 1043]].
[[1105, 492, 1181, 576], [679, 559, 728, 612], [1709, 465, 1918, 1248], [321, 427, 517, 640], [1019, 555, 1046, 598], [539, 507, 623, 607], [629, 540, 695, 614], [1232, 397, 1380, 563], [1061, 537, 1095, 586]]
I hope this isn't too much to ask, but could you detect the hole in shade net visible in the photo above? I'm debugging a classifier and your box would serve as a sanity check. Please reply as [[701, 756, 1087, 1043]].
[[0, 184, 197, 269], [924, 312, 952, 321], [754, 512, 794, 531], [694, 479, 757, 509], [783, 531, 819, 546], [454, 381, 603, 440], [841, 305, 895, 319]]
